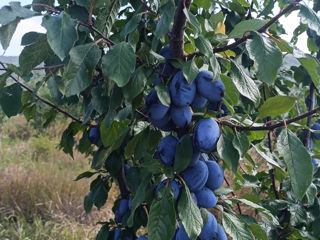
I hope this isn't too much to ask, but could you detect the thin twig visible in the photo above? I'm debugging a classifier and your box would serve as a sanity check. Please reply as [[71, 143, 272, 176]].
[[223, 176, 242, 214], [305, 83, 316, 147], [218, 106, 320, 131], [140, 0, 156, 15], [34, 3, 59, 13], [0, 62, 96, 128], [78, 22, 115, 46], [88, 0, 95, 26]]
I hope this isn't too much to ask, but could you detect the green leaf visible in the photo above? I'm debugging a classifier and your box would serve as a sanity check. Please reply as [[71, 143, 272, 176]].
[[75, 171, 97, 181], [257, 96, 296, 118], [155, 84, 171, 107], [96, 225, 109, 240], [289, 204, 307, 226], [174, 135, 193, 173], [147, 188, 176, 240], [195, 35, 213, 57], [182, 58, 198, 84], [246, 31, 282, 85], [194, 0, 211, 9], [230, 60, 260, 104], [42, 13, 78, 61], [122, 67, 147, 101], [84, 192, 93, 213], [222, 212, 254, 240], [298, 57, 320, 88], [217, 128, 240, 173], [63, 43, 101, 97], [102, 42, 136, 87], [154, 0, 175, 38], [75, 0, 90, 7], [127, 174, 152, 227], [100, 119, 130, 147], [299, 5, 320, 36], [209, 55, 221, 80], [21, 32, 43, 46], [183, 9, 201, 34], [220, 75, 239, 105], [229, 19, 268, 38], [0, 2, 34, 25], [121, 13, 142, 37], [0, 18, 19, 50], [277, 129, 313, 200], [19, 35, 54, 76], [0, 83, 22, 117], [251, 145, 280, 168], [92, 182, 108, 210], [232, 132, 249, 158], [178, 184, 203, 240], [248, 224, 268, 240]]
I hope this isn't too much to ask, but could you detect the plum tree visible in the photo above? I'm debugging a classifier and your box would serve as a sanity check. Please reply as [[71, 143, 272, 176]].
[[1, 0, 320, 240]]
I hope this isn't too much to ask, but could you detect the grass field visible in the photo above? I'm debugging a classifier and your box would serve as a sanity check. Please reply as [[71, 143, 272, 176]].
[[0, 116, 116, 240]]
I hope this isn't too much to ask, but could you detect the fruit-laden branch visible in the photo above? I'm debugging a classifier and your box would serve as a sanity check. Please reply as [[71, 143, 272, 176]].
[[218, 106, 320, 131], [187, 0, 301, 59], [170, 0, 192, 58], [0, 62, 95, 128]]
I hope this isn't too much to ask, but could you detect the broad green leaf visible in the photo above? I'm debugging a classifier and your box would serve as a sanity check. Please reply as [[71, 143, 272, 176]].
[[299, 5, 320, 36], [100, 119, 130, 147], [154, 0, 175, 38], [195, 35, 213, 57], [63, 43, 101, 97], [0, 2, 34, 25], [92, 183, 108, 210], [75, 0, 90, 7], [183, 9, 201, 34], [230, 60, 260, 104], [102, 42, 136, 87], [0, 83, 22, 117], [174, 135, 193, 173], [75, 171, 97, 181], [232, 132, 249, 158], [83, 192, 93, 213], [248, 224, 268, 240], [217, 128, 240, 173], [122, 67, 147, 101], [209, 55, 221, 80], [96, 225, 109, 240], [236, 0, 250, 7], [19, 35, 54, 76], [220, 75, 239, 105], [257, 96, 296, 118], [222, 212, 254, 240], [147, 188, 176, 240], [289, 204, 307, 226], [251, 145, 280, 168], [229, 19, 268, 37], [42, 13, 78, 61], [155, 84, 171, 107], [91, 86, 108, 114], [246, 31, 282, 85], [127, 174, 152, 227], [178, 184, 203, 240], [121, 13, 142, 37], [0, 18, 19, 50], [305, 183, 317, 205], [182, 58, 198, 84], [298, 57, 320, 88], [21, 32, 44, 46], [277, 129, 313, 200], [194, 0, 211, 9]]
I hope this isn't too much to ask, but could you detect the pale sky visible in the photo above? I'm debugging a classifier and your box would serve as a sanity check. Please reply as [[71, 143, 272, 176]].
[[0, 1, 312, 56]]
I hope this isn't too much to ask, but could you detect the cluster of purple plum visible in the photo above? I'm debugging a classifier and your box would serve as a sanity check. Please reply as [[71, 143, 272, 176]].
[[145, 46, 227, 131], [154, 117, 226, 240]]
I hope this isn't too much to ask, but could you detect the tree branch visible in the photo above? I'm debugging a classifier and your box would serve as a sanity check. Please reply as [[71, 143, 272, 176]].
[[140, 0, 156, 15], [305, 83, 315, 148], [88, 0, 95, 26], [78, 22, 115, 46], [33, 3, 59, 13], [170, 0, 192, 58], [0, 63, 95, 128], [218, 105, 320, 131]]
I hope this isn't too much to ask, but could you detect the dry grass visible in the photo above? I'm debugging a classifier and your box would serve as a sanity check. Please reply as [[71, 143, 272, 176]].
[[0, 115, 117, 239]]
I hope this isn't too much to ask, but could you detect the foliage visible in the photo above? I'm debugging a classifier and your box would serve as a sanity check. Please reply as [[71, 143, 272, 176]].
[[1, 0, 320, 239]]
